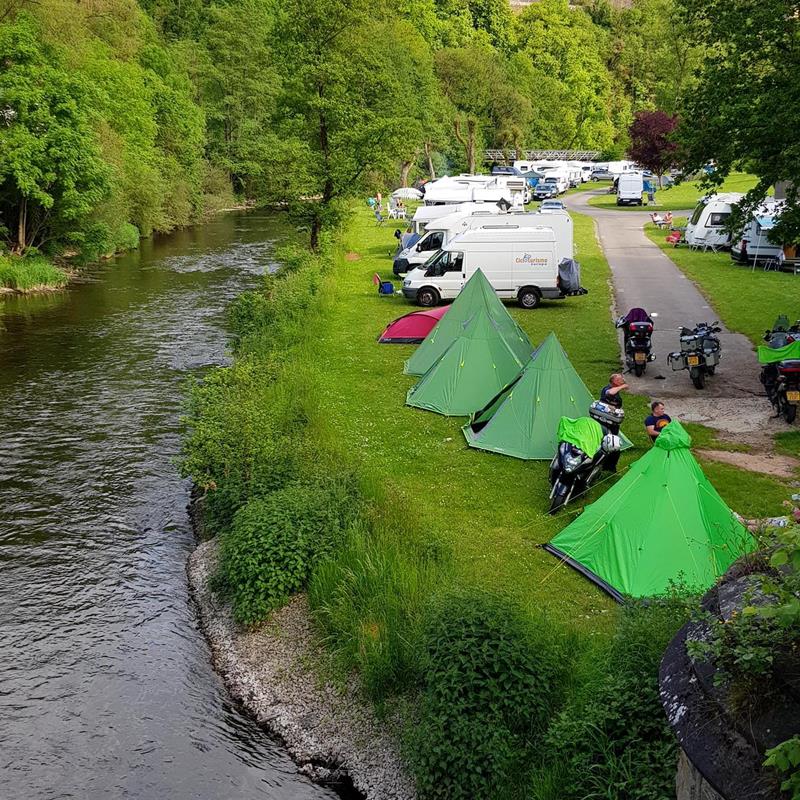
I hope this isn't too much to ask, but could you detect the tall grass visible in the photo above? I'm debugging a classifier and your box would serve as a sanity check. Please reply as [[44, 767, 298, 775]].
[[0, 254, 68, 291]]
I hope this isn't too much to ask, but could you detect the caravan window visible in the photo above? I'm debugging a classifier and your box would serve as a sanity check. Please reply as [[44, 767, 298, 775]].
[[689, 202, 706, 226], [706, 212, 731, 227]]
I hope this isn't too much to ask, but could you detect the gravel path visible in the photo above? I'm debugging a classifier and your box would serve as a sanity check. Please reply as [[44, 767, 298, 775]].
[[187, 539, 416, 800]]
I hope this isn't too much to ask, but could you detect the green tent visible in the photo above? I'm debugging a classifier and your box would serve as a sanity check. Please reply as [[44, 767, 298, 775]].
[[544, 420, 753, 601], [406, 310, 531, 416], [462, 333, 632, 459], [404, 269, 533, 377]]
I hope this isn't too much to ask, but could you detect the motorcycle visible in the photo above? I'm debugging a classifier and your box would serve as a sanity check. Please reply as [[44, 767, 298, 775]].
[[548, 401, 623, 514], [667, 321, 722, 389], [615, 309, 656, 377], [760, 316, 800, 424]]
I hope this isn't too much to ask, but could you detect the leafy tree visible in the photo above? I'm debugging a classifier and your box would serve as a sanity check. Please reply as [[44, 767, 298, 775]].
[[629, 110, 677, 185], [677, 0, 800, 242], [0, 14, 108, 253]]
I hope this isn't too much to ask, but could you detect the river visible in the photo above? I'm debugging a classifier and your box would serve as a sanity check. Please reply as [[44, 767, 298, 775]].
[[0, 214, 336, 799]]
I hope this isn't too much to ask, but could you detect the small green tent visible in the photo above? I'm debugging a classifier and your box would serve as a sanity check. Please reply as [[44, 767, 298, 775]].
[[406, 310, 531, 416], [462, 333, 632, 459], [404, 269, 533, 377], [544, 420, 753, 601]]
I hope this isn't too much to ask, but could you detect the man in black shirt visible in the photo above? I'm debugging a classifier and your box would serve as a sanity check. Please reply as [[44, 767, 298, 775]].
[[645, 401, 672, 441], [600, 373, 628, 409]]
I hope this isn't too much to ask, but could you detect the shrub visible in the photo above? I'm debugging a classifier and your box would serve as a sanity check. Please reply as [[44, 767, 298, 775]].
[[216, 478, 362, 625], [538, 596, 692, 800], [409, 589, 573, 800], [309, 519, 450, 701], [0, 254, 68, 290]]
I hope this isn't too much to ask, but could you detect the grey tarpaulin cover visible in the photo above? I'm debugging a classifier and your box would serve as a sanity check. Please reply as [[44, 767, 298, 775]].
[[558, 258, 582, 293]]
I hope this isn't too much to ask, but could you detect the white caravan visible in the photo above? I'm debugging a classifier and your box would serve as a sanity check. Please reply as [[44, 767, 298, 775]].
[[401, 225, 584, 308], [731, 199, 784, 264], [685, 192, 744, 250], [394, 209, 573, 275], [422, 175, 525, 207], [616, 172, 644, 206], [410, 201, 503, 235], [606, 160, 637, 177], [541, 173, 570, 195]]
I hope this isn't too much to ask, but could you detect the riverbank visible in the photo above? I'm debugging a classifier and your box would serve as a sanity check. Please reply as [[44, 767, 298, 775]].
[[187, 537, 415, 800], [0, 254, 70, 293]]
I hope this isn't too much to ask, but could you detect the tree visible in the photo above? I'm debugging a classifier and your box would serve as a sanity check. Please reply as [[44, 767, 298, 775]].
[[676, 0, 800, 242], [629, 110, 677, 185], [0, 15, 107, 253]]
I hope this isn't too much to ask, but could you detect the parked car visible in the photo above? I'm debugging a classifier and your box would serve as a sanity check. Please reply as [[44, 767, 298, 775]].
[[590, 169, 614, 181], [539, 199, 566, 213], [533, 183, 558, 200]]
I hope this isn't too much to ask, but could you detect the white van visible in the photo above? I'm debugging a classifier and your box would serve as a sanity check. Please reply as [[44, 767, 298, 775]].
[[616, 172, 644, 206], [731, 200, 784, 264], [394, 210, 573, 275], [685, 192, 744, 250], [401, 227, 584, 309]]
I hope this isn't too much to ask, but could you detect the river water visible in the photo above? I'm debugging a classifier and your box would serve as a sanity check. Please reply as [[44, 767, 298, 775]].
[[0, 214, 335, 799]]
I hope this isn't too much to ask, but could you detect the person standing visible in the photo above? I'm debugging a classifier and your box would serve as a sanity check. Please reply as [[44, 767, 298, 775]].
[[645, 401, 671, 441], [600, 373, 628, 409]]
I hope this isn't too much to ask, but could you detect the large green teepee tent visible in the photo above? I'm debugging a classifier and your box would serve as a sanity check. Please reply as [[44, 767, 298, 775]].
[[406, 310, 532, 416], [404, 269, 533, 377], [544, 420, 753, 601], [462, 332, 632, 459]]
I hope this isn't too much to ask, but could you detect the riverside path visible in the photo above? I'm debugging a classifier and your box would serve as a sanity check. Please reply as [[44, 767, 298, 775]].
[[563, 189, 761, 400]]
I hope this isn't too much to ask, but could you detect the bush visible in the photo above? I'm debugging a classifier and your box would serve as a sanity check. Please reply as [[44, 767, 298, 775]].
[[216, 478, 362, 625], [0, 254, 68, 290], [537, 596, 692, 800], [409, 589, 573, 800], [309, 519, 450, 701]]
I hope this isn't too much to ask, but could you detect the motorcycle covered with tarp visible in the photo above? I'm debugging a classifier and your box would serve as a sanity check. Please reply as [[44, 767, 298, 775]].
[[759, 315, 800, 423]]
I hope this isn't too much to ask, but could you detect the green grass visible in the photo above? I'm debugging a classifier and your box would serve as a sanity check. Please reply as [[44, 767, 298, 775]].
[[682, 421, 753, 453], [0, 254, 69, 291], [299, 207, 790, 631], [643, 219, 800, 346], [588, 171, 759, 213], [774, 431, 800, 459]]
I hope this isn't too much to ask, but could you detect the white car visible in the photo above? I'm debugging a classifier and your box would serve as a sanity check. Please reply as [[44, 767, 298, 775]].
[[539, 199, 565, 213]]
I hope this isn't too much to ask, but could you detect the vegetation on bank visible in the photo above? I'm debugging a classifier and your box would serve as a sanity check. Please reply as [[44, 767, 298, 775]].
[[181, 205, 792, 797], [643, 219, 799, 348], [0, 254, 68, 292], [588, 171, 758, 212]]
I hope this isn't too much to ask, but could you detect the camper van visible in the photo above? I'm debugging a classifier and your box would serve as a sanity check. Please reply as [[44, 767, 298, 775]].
[[685, 192, 744, 250], [731, 200, 784, 264], [616, 172, 644, 206], [401, 225, 584, 309], [409, 202, 501, 235], [423, 175, 526, 207], [394, 209, 573, 275]]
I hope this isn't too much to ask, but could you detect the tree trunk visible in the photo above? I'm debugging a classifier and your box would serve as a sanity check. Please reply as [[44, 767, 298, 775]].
[[310, 215, 321, 251], [16, 196, 27, 254], [424, 141, 436, 180], [467, 119, 476, 174], [453, 118, 471, 173], [400, 159, 413, 188]]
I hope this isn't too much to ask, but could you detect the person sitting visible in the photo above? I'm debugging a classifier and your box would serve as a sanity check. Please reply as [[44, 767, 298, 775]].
[[374, 207, 385, 225], [644, 401, 671, 442], [664, 211, 674, 227], [650, 212, 665, 228]]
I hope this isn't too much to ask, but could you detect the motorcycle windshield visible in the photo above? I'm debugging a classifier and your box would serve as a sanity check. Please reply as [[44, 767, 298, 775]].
[[557, 416, 603, 457], [758, 340, 800, 364]]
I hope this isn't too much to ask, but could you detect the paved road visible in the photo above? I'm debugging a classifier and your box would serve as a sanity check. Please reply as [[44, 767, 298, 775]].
[[565, 189, 761, 400]]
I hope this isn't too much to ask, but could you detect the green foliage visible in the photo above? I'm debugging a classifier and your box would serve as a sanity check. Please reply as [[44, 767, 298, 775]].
[[216, 480, 362, 625], [538, 596, 691, 800], [409, 589, 574, 800], [309, 516, 451, 701], [0, 253, 68, 290], [765, 736, 800, 800]]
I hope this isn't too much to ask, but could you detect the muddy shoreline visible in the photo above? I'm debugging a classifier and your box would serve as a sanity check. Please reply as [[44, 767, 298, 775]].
[[186, 534, 415, 800]]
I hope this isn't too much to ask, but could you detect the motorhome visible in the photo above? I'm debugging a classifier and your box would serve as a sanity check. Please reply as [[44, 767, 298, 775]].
[[422, 175, 526, 207], [616, 172, 644, 206], [401, 226, 584, 309], [409, 202, 500, 236], [685, 192, 744, 250], [394, 209, 573, 275], [731, 200, 784, 264], [606, 160, 637, 177]]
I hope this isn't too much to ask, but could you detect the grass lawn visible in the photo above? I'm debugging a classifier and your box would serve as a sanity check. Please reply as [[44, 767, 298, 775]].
[[643, 219, 800, 346], [0, 254, 68, 292], [588, 172, 759, 213], [300, 207, 789, 631]]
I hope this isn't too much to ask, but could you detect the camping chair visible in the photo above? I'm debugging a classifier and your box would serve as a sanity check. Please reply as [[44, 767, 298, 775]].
[[650, 212, 666, 228], [763, 257, 780, 272], [372, 273, 395, 295], [665, 231, 682, 247], [374, 208, 385, 226]]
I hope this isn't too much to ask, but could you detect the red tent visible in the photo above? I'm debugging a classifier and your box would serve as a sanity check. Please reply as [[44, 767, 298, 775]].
[[378, 306, 449, 344]]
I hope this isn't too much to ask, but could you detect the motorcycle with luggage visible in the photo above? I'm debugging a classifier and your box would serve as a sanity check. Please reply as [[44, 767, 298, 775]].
[[615, 308, 656, 377], [548, 402, 623, 514], [760, 315, 800, 424], [667, 321, 722, 389]]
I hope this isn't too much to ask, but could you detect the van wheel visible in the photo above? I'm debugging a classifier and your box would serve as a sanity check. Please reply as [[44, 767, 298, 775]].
[[417, 287, 440, 307], [518, 288, 540, 309]]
